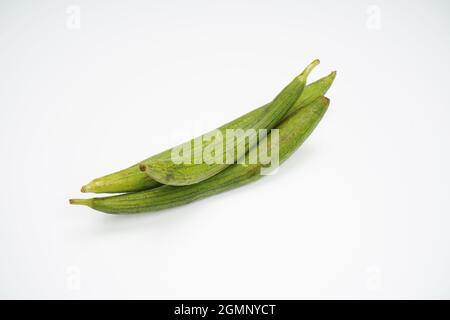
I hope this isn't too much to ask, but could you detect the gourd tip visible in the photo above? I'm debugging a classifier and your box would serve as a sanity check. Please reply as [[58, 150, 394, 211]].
[[321, 96, 330, 105], [302, 59, 320, 77], [69, 198, 93, 207]]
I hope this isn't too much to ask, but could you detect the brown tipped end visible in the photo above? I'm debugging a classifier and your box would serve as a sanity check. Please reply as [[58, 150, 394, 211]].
[[139, 164, 147, 172], [69, 198, 93, 207], [320, 96, 330, 107], [81, 185, 87, 193]]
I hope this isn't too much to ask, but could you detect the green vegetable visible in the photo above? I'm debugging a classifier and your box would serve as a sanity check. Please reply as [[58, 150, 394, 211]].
[[81, 70, 336, 194], [141, 60, 320, 186], [70, 96, 330, 214]]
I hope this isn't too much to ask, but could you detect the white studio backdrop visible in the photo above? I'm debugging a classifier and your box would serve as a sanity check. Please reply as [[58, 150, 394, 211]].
[[0, 0, 449, 299]]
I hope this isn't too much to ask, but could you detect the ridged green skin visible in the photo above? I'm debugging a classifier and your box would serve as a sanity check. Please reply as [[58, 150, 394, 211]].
[[70, 97, 329, 214], [142, 60, 320, 186], [81, 70, 336, 194]]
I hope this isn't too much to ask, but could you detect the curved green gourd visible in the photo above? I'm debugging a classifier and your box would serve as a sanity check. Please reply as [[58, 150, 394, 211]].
[[70, 96, 329, 214], [140, 60, 320, 186], [81, 70, 335, 193]]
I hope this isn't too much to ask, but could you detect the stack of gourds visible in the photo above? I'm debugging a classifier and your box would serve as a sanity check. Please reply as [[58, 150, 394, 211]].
[[70, 60, 336, 214]]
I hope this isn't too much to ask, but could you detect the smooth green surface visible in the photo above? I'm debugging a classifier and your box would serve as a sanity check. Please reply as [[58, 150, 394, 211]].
[[81, 70, 335, 194], [70, 96, 329, 214]]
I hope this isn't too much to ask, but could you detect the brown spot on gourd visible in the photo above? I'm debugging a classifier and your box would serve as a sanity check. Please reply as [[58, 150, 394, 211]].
[[166, 172, 174, 181]]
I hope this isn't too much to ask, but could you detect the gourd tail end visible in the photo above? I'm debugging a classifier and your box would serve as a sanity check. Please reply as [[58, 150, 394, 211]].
[[320, 96, 330, 106], [301, 59, 320, 77], [81, 179, 102, 193], [69, 198, 94, 207], [329, 70, 337, 80]]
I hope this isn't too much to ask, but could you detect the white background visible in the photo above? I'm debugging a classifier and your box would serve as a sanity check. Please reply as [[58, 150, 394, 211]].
[[1, 0, 449, 299]]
